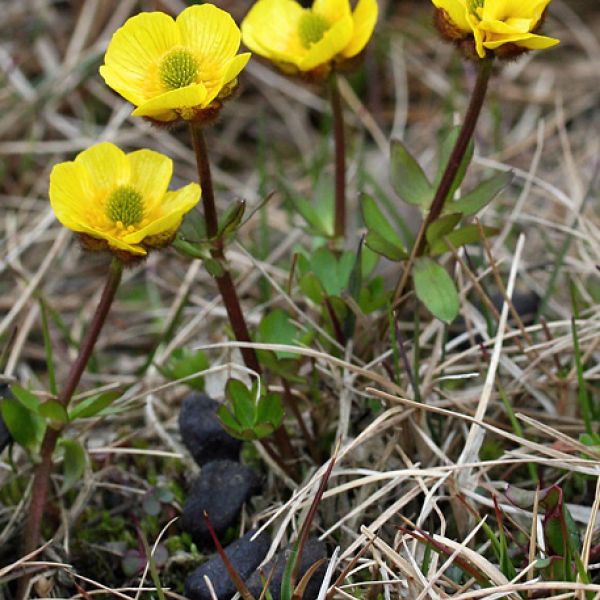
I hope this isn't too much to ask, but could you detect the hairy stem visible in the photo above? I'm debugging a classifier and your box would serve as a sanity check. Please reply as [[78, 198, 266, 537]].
[[330, 72, 346, 241], [18, 257, 123, 599], [393, 57, 493, 306]]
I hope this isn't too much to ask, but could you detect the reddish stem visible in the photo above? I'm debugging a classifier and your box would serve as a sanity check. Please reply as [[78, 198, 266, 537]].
[[393, 57, 493, 304], [189, 123, 296, 476]]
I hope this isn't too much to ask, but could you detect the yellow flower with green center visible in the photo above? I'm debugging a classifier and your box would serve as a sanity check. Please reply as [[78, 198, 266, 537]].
[[241, 0, 378, 75], [49, 143, 201, 257], [432, 0, 559, 58], [99, 4, 251, 122]]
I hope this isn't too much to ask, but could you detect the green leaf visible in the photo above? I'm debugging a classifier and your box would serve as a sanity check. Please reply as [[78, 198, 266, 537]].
[[216, 404, 241, 435], [290, 194, 333, 237], [310, 247, 338, 296], [361, 244, 379, 276], [429, 225, 498, 255], [11, 385, 41, 413], [343, 242, 362, 339], [545, 517, 566, 556], [227, 379, 255, 429], [39, 400, 69, 425], [257, 393, 284, 429], [365, 231, 407, 261], [220, 380, 284, 441], [69, 391, 121, 421], [155, 486, 174, 503], [425, 213, 462, 245], [359, 276, 388, 314], [434, 127, 474, 202], [122, 550, 145, 577], [361, 194, 408, 260], [563, 504, 581, 556], [177, 206, 205, 244], [0, 397, 43, 451], [413, 258, 459, 323], [172, 236, 211, 260], [218, 199, 246, 238], [449, 172, 512, 216], [143, 492, 162, 517], [258, 309, 299, 359], [280, 544, 299, 600], [203, 257, 225, 278], [390, 139, 433, 207], [299, 272, 324, 305], [535, 557, 552, 569], [59, 438, 86, 493], [161, 348, 209, 391]]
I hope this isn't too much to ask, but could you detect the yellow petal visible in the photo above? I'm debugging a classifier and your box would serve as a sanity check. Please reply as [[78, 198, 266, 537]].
[[83, 224, 149, 255], [223, 52, 252, 84], [241, 0, 306, 65], [299, 13, 353, 70], [312, 0, 351, 24], [100, 12, 180, 106], [127, 149, 173, 214], [76, 143, 130, 198], [49, 161, 94, 231], [466, 11, 487, 57], [177, 5, 249, 103], [99, 67, 147, 107], [484, 32, 559, 50], [479, 17, 532, 34], [132, 83, 208, 118], [123, 183, 201, 244], [432, 0, 470, 33], [482, 0, 550, 23], [341, 0, 378, 58], [204, 52, 252, 106], [178, 4, 241, 66]]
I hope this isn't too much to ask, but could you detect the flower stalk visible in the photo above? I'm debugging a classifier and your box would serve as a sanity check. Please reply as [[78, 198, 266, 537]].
[[18, 257, 123, 599], [189, 123, 261, 375], [330, 71, 346, 240], [188, 123, 296, 473], [393, 57, 493, 305]]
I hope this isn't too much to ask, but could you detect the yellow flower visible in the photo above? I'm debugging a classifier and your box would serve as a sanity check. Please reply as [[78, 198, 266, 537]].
[[99, 4, 251, 122], [432, 0, 559, 59], [241, 0, 378, 75], [49, 143, 201, 257]]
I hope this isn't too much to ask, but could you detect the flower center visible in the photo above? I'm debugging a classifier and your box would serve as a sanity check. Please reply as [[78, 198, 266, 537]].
[[106, 185, 144, 227], [298, 12, 330, 48], [159, 49, 199, 90]]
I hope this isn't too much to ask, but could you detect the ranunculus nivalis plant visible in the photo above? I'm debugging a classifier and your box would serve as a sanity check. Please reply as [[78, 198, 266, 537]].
[[49, 143, 201, 257], [432, 0, 559, 59], [241, 0, 378, 75], [99, 4, 251, 122]]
